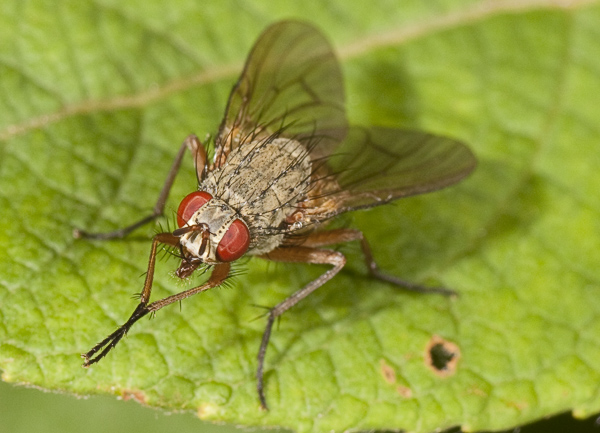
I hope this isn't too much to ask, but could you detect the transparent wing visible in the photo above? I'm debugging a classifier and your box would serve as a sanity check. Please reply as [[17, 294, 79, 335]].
[[215, 20, 347, 164], [311, 127, 477, 218]]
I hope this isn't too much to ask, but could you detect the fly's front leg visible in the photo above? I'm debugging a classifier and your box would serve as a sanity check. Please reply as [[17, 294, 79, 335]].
[[82, 231, 178, 365], [256, 246, 347, 410], [82, 231, 231, 367], [300, 228, 455, 296], [74, 134, 207, 240]]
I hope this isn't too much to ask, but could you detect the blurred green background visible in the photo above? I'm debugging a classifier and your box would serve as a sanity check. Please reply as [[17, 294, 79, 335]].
[[1, 379, 597, 432], [1, 379, 251, 433]]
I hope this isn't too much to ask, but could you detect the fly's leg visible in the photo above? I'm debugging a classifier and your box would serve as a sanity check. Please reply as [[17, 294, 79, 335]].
[[82, 232, 177, 364], [300, 228, 455, 296], [81, 230, 230, 366], [256, 246, 347, 410], [74, 134, 207, 240]]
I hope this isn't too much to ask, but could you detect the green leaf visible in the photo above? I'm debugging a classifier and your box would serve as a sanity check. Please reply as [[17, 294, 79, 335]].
[[1, 1, 599, 432]]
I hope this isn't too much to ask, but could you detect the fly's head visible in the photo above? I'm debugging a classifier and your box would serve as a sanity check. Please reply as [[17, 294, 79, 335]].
[[173, 191, 250, 277]]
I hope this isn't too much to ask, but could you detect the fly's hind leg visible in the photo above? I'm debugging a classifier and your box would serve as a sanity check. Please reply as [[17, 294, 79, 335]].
[[74, 134, 207, 240], [299, 228, 456, 296]]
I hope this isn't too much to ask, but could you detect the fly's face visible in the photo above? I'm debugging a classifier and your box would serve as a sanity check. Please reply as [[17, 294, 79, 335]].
[[174, 192, 250, 273]]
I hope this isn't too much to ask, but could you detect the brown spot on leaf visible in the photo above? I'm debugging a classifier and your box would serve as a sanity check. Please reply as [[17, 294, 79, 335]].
[[425, 335, 460, 377], [396, 385, 413, 398], [380, 359, 396, 384], [120, 389, 147, 404]]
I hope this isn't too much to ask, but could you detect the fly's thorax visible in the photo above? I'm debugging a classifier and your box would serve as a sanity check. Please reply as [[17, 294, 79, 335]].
[[201, 137, 312, 255], [179, 197, 240, 264]]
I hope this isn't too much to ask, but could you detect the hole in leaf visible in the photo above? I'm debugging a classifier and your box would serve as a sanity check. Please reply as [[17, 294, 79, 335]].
[[425, 335, 460, 377]]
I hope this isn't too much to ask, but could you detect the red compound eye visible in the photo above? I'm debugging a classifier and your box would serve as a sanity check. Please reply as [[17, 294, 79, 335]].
[[177, 191, 212, 228], [216, 219, 250, 262]]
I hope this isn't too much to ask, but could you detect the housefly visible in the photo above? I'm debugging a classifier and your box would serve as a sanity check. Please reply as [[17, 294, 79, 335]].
[[77, 20, 476, 409]]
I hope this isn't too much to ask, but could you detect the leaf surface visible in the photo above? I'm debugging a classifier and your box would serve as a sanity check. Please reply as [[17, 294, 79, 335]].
[[1, 1, 599, 432]]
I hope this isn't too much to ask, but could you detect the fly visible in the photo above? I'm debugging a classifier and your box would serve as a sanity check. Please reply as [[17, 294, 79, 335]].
[[76, 20, 477, 410]]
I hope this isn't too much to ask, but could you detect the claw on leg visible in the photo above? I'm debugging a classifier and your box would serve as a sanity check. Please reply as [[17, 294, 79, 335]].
[[82, 303, 149, 367]]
